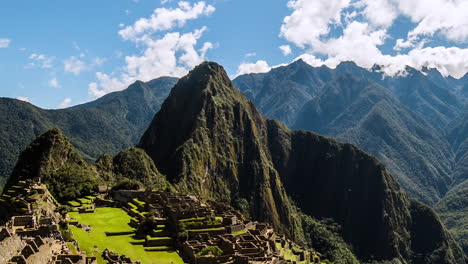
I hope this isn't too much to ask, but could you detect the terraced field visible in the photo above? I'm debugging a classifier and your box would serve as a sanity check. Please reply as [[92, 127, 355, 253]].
[[69, 207, 185, 264]]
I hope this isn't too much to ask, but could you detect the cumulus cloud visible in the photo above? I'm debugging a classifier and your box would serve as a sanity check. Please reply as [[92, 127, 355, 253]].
[[279, 0, 468, 78], [90, 28, 213, 98], [58, 98, 72, 108], [27, 53, 54, 69], [16, 97, 30, 102], [279, 45, 292, 56], [119, 1, 215, 41], [48, 77, 61, 88], [0, 38, 11, 48], [397, 0, 468, 44], [64, 56, 86, 75], [88, 1, 215, 98], [236, 60, 271, 77], [280, 0, 350, 48], [358, 0, 397, 28]]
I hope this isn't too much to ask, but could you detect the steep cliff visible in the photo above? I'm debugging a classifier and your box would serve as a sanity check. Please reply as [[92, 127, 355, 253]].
[[140, 62, 465, 263]]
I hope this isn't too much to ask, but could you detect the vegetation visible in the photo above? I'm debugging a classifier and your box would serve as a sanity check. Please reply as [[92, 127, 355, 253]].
[[136, 216, 159, 236], [179, 215, 222, 230], [435, 180, 468, 255], [198, 246, 223, 256], [299, 214, 359, 264], [112, 178, 142, 191], [45, 163, 98, 202]]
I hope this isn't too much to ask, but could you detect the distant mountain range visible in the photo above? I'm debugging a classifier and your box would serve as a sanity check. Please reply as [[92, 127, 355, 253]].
[[233, 59, 468, 205], [0, 77, 177, 189]]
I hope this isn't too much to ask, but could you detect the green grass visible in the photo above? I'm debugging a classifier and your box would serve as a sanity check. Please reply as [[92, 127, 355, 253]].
[[66, 242, 78, 254], [178, 217, 206, 222], [127, 202, 138, 209], [133, 198, 146, 205], [232, 229, 247, 235], [68, 201, 81, 207], [78, 198, 92, 204], [69, 207, 184, 264], [188, 227, 225, 232]]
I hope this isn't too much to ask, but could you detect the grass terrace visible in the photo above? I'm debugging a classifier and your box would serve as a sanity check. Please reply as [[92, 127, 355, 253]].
[[69, 207, 184, 264], [275, 242, 323, 264]]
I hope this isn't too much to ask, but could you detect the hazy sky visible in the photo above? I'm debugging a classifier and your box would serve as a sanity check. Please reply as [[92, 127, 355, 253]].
[[1, 0, 467, 109]]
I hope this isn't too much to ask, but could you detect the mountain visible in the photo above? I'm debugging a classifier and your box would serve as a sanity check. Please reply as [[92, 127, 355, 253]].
[[0, 77, 178, 191], [389, 68, 463, 128], [140, 61, 465, 264], [447, 111, 468, 185], [233, 61, 465, 205], [435, 179, 468, 256], [293, 74, 454, 204], [3, 128, 169, 205]]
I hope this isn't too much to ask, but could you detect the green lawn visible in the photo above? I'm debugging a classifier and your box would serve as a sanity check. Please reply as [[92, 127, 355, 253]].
[[69, 207, 185, 264]]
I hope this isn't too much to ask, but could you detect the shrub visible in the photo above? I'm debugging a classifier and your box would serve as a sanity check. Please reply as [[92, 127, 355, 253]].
[[198, 246, 223, 256], [112, 178, 141, 191]]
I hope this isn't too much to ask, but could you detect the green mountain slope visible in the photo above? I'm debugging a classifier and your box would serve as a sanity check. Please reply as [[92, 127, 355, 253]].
[[3, 128, 169, 205], [0, 77, 177, 191], [140, 62, 465, 264], [435, 179, 468, 256], [293, 75, 454, 204]]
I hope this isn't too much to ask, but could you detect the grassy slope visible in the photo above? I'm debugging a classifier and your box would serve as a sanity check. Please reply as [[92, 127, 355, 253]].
[[69, 207, 184, 264]]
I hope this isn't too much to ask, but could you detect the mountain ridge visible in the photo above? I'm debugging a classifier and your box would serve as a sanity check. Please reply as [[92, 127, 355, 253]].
[[139, 61, 465, 263]]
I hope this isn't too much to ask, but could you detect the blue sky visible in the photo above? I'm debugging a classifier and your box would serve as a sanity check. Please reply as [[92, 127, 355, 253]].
[[0, 0, 467, 109]]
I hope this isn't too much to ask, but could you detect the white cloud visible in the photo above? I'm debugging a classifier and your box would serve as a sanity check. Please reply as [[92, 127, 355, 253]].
[[16, 97, 29, 103], [89, 28, 213, 98], [27, 53, 54, 69], [0, 38, 11, 48], [58, 98, 72, 108], [236, 60, 271, 77], [280, 0, 350, 48], [396, 0, 468, 44], [161, 0, 173, 4], [119, 1, 215, 41], [48, 77, 61, 88], [315, 22, 388, 69], [358, 0, 397, 28], [64, 56, 86, 75], [279, 0, 468, 78], [88, 1, 216, 98], [279, 45, 292, 56]]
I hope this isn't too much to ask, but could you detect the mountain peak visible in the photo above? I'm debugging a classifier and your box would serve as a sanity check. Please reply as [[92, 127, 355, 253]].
[[7, 128, 85, 187]]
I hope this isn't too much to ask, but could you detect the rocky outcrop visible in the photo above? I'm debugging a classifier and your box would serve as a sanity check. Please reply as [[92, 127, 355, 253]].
[[140, 62, 465, 263]]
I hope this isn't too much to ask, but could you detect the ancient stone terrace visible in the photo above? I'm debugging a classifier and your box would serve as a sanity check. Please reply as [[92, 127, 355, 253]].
[[110, 189, 322, 263], [0, 182, 97, 264]]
